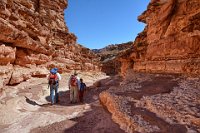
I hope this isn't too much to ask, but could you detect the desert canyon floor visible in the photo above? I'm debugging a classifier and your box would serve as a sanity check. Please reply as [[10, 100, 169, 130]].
[[0, 71, 199, 133]]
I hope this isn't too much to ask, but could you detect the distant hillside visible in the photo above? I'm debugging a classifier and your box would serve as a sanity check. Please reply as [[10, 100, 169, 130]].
[[92, 41, 132, 53], [92, 41, 133, 75], [92, 41, 133, 62]]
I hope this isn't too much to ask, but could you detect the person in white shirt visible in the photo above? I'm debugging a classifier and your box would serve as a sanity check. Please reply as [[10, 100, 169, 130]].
[[68, 72, 80, 103]]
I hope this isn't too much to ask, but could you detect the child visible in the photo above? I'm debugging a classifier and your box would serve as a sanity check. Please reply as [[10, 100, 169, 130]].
[[79, 78, 86, 103]]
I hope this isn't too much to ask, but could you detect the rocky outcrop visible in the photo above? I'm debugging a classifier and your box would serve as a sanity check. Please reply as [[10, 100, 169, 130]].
[[100, 71, 200, 133], [120, 0, 200, 77], [93, 42, 132, 75], [0, 0, 100, 86], [99, 1, 200, 132]]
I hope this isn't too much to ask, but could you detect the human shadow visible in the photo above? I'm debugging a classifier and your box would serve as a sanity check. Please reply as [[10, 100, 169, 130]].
[[44, 75, 122, 107], [44, 89, 87, 107], [24, 75, 121, 108], [25, 96, 42, 106], [25, 96, 53, 107]]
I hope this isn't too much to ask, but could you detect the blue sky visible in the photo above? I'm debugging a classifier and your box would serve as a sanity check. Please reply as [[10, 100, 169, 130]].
[[64, 0, 150, 49]]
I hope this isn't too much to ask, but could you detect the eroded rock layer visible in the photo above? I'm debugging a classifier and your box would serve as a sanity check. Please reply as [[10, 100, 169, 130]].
[[0, 0, 99, 87], [100, 71, 200, 133], [93, 42, 132, 75], [120, 0, 200, 76]]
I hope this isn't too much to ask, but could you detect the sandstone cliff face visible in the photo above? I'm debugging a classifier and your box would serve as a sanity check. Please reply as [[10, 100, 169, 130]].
[[120, 0, 200, 76], [0, 0, 99, 88], [93, 42, 132, 75]]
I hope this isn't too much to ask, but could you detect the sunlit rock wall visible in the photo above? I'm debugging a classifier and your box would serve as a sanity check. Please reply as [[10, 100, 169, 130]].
[[120, 0, 200, 77], [0, 0, 100, 87]]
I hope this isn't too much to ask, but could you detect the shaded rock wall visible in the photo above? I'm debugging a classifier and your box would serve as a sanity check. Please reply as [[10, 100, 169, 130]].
[[93, 42, 132, 75], [0, 0, 99, 87], [120, 0, 200, 77]]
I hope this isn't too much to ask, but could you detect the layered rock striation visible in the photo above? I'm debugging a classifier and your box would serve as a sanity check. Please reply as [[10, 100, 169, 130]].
[[120, 0, 200, 77], [93, 42, 132, 75], [0, 0, 99, 88], [100, 0, 200, 133], [100, 72, 200, 133], [99, 1, 200, 132]]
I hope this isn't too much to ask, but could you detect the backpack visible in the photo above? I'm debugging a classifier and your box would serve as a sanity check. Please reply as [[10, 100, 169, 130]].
[[70, 75, 77, 86], [49, 73, 58, 85]]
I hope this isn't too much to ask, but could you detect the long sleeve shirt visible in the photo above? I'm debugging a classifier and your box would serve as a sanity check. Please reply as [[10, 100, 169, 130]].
[[68, 75, 80, 89], [56, 73, 61, 81]]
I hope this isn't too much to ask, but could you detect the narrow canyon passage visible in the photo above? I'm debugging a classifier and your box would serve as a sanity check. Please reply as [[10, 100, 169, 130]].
[[0, 72, 200, 133], [0, 72, 125, 133], [0, 0, 200, 132], [31, 74, 125, 133]]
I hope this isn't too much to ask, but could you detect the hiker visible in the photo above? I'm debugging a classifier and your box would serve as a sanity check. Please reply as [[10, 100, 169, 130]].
[[79, 78, 86, 103], [68, 72, 80, 103], [48, 68, 61, 105]]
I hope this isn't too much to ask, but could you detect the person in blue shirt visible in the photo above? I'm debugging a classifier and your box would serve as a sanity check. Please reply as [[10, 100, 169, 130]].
[[79, 78, 86, 103], [48, 68, 61, 105]]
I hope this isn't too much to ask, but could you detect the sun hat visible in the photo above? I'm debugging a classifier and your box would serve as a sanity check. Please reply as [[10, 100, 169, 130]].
[[50, 68, 57, 74]]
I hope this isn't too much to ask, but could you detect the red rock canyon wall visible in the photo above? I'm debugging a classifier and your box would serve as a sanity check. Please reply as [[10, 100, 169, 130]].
[[0, 0, 99, 88], [120, 0, 200, 77]]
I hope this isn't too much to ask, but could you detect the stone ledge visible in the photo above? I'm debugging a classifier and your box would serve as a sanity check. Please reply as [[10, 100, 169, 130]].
[[99, 73, 200, 133]]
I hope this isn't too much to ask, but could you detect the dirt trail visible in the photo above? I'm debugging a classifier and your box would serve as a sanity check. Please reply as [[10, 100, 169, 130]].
[[2, 71, 198, 133], [0, 72, 125, 133]]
